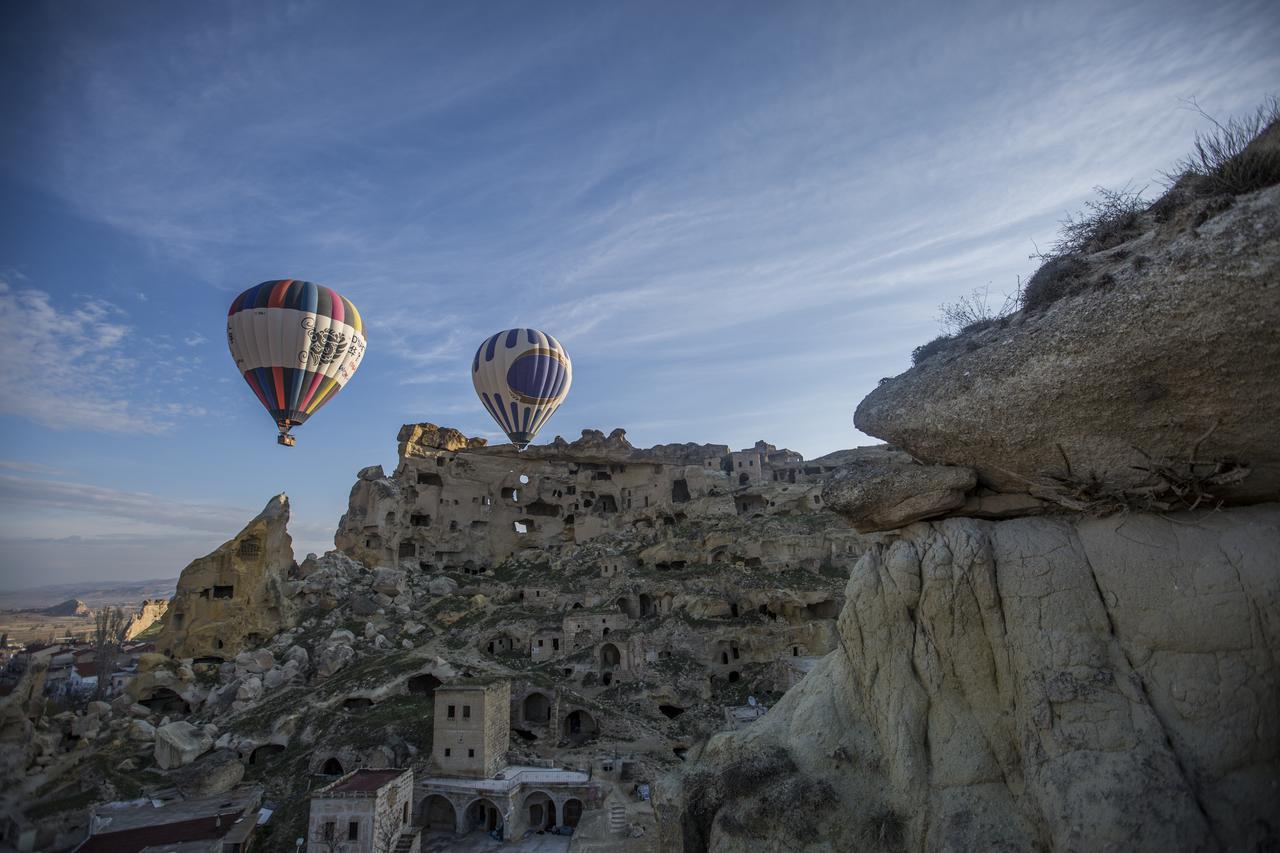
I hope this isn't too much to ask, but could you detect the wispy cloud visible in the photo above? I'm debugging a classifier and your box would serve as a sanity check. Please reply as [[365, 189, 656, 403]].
[[0, 282, 215, 433], [0, 473, 257, 534], [184, 332, 207, 346], [0, 459, 66, 476]]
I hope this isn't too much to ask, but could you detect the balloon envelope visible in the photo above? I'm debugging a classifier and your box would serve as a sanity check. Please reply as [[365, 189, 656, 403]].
[[227, 279, 367, 443], [472, 328, 572, 449]]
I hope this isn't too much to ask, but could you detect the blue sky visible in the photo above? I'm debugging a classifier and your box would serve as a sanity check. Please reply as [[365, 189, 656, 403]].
[[1, 0, 1276, 588]]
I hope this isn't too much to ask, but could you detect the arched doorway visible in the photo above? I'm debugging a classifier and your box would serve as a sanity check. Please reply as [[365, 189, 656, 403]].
[[563, 799, 584, 828], [248, 743, 285, 765], [408, 673, 441, 696], [563, 709, 597, 738], [639, 593, 653, 616], [524, 791, 556, 831], [523, 692, 552, 723], [139, 687, 190, 715], [600, 643, 620, 669], [466, 798, 503, 835], [421, 794, 455, 831], [320, 756, 344, 775]]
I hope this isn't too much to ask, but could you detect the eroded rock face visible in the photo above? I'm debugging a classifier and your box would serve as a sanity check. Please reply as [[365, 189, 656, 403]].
[[398, 422, 488, 457], [154, 494, 298, 660], [856, 184, 1280, 505], [821, 447, 976, 532], [123, 598, 169, 640], [172, 748, 244, 797], [663, 506, 1280, 852], [336, 423, 831, 573]]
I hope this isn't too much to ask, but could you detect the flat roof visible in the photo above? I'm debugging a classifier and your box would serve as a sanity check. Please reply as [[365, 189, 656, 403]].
[[89, 788, 263, 835], [326, 768, 408, 794], [418, 766, 589, 794], [75, 811, 246, 853]]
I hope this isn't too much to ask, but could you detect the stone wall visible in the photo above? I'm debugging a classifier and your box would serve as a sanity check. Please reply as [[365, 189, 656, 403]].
[[430, 682, 511, 779]]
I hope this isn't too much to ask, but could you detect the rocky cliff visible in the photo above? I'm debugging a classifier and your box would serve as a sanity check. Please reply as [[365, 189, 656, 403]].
[[662, 120, 1280, 852], [154, 495, 298, 660], [855, 185, 1279, 509], [659, 507, 1280, 852], [123, 599, 169, 640]]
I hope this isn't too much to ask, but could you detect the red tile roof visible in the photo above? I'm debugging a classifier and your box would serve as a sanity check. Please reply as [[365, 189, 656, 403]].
[[74, 810, 245, 852], [327, 769, 405, 793]]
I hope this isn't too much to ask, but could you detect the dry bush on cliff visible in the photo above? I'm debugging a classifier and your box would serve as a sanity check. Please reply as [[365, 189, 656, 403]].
[[1170, 97, 1280, 196]]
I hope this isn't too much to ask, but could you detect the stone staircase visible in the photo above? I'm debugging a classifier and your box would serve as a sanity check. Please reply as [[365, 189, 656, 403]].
[[608, 802, 628, 836], [393, 827, 421, 853]]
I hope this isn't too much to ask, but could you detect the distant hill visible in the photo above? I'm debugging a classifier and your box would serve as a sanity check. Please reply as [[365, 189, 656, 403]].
[[39, 599, 92, 617], [0, 578, 176, 611]]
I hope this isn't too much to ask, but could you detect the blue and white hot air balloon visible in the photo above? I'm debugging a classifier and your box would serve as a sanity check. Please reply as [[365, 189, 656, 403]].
[[471, 329, 572, 449]]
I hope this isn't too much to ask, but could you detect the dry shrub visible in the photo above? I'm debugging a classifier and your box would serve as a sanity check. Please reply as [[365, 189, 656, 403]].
[[937, 285, 1018, 336], [911, 335, 954, 366], [1040, 184, 1148, 260], [1031, 425, 1251, 515], [1021, 256, 1089, 311], [1169, 97, 1280, 196]]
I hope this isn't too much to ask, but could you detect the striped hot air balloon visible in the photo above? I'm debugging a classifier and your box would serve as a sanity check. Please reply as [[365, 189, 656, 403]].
[[227, 279, 367, 446], [472, 328, 572, 449]]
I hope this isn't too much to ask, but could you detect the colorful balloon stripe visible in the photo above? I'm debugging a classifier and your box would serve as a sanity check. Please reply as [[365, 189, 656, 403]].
[[228, 279, 367, 443]]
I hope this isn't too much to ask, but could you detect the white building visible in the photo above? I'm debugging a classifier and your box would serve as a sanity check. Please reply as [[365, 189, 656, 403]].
[[308, 768, 416, 853]]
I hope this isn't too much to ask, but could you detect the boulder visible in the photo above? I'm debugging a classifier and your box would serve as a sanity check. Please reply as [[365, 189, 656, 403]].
[[128, 720, 155, 741], [855, 184, 1280, 505], [349, 595, 380, 616], [284, 645, 310, 669], [315, 644, 354, 679], [428, 576, 459, 596], [822, 449, 977, 532], [172, 748, 244, 797], [154, 721, 214, 770], [371, 567, 405, 596], [236, 676, 262, 702]]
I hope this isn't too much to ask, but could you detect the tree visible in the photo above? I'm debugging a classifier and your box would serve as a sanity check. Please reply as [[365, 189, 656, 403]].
[[92, 607, 128, 699], [373, 805, 406, 853]]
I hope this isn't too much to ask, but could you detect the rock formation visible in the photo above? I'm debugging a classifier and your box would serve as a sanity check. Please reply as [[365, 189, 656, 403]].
[[856, 184, 1280, 507], [123, 599, 169, 640], [36, 599, 92, 617], [662, 121, 1280, 853], [154, 494, 298, 661], [658, 508, 1280, 851]]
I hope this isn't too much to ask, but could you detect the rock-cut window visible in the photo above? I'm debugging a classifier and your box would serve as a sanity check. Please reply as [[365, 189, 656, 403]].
[[237, 539, 260, 559]]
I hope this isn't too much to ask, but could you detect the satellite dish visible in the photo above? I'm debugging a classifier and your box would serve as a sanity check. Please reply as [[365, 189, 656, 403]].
[[747, 695, 757, 707]]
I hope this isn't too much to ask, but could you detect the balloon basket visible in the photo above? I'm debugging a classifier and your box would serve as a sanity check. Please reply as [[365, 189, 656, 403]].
[[277, 434, 297, 447]]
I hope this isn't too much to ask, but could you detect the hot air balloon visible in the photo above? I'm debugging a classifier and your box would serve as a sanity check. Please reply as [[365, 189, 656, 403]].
[[472, 329, 572, 450], [227, 279, 367, 446]]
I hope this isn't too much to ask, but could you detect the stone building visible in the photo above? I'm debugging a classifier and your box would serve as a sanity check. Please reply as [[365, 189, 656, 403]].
[[307, 768, 416, 853], [430, 681, 510, 779], [335, 424, 827, 574], [415, 677, 598, 841]]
